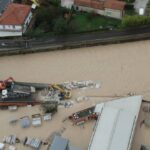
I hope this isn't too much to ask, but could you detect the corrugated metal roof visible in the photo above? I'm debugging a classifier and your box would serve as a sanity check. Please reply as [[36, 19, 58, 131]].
[[88, 95, 142, 150], [49, 136, 69, 150], [69, 146, 81, 150], [94, 103, 104, 114], [89, 107, 120, 150], [106, 95, 142, 116]]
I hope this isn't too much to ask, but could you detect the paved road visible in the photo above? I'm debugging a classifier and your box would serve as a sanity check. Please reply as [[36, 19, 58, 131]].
[[0, 25, 150, 50]]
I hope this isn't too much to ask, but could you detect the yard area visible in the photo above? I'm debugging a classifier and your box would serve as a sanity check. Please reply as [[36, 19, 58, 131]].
[[26, 5, 121, 37], [69, 12, 121, 32]]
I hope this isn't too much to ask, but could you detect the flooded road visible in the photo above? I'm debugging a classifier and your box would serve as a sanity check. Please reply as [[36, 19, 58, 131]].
[[0, 40, 150, 98]]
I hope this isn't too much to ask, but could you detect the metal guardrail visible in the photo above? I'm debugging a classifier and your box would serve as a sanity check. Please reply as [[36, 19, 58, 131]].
[[1, 26, 150, 56]]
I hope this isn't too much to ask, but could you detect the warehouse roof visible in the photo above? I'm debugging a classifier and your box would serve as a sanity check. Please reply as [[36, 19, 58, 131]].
[[49, 136, 69, 150], [89, 95, 142, 150]]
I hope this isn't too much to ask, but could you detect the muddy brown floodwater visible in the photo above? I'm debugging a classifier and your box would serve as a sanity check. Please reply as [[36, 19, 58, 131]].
[[0, 40, 150, 150]]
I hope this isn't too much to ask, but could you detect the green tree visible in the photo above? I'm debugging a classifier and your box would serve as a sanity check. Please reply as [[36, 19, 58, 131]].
[[35, 6, 62, 31], [13, 0, 22, 3], [53, 17, 68, 34], [49, 0, 61, 7]]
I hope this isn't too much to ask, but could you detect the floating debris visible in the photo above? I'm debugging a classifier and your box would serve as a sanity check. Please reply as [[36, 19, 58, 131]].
[[143, 105, 150, 113], [69, 106, 97, 125], [43, 113, 52, 121], [0, 78, 101, 108], [39, 89, 61, 102], [8, 145, 16, 150], [59, 101, 74, 108], [24, 137, 42, 150], [9, 118, 18, 125], [76, 96, 89, 103], [62, 80, 101, 90], [141, 145, 150, 150], [0, 143, 5, 150], [3, 135, 17, 145], [41, 101, 58, 114], [8, 106, 18, 111], [20, 116, 31, 128], [32, 114, 42, 127]]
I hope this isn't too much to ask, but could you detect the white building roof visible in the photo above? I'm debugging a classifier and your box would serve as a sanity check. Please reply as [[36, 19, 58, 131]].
[[89, 95, 142, 150], [94, 103, 104, 114], [0, 143, 5, 149]]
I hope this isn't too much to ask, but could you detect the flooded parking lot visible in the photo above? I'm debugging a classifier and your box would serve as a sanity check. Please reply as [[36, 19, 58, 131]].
[[0, 40, 150, 149]]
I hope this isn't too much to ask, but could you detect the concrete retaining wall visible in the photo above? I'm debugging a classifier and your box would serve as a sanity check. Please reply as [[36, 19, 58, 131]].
[[0, 32, 150, 56]]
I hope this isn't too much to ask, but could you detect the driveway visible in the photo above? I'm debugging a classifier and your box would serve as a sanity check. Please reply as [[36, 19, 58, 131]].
[[134, 0, 149, 14], [61, 0, 74, 8]]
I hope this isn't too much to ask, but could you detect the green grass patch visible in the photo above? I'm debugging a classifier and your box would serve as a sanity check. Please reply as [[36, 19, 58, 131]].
[[147, 1, 150, 8], [69, 12, 121, 33], [125, 10, 137, 16]]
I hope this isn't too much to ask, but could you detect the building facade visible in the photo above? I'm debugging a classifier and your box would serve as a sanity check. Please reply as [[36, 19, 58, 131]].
[[61, 0, 125, 19]]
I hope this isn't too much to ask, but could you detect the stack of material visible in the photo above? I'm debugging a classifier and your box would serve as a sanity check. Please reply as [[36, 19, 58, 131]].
[[3, 135, 16, 144], [9, 118, 18, 125], [8, 106, 18, 111], [62, 80, 101, 90], [24, 137, 42, 150], [0, 143, 5, 150], [141, 145, 150, 150], [8, 146, 16, 150], [20, 116, 30, 128], [69, 106, 97, 125], [49, 136, 69, 150], [32, 114, 42, 127], [60, 101, 74, 108], [39, 89, 60, 102], [41, 101, 58, 114], [43, 113, 52, 121], [44, 90, 60, 102]]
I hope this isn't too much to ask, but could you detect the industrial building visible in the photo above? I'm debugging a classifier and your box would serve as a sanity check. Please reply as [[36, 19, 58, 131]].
[[49, 136, 81, 150], [88, 95, 142, 150]]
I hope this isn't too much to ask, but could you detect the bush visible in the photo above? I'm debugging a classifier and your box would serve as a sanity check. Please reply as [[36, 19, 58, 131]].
[[53, 17, 68, 34], [35, 5, 63, 32], [121, 15, 150, 27], [25, 28, 44, 37], [49, 0, 61, 7], [13, 0, 22, 3], [125, 0, 135, 3]]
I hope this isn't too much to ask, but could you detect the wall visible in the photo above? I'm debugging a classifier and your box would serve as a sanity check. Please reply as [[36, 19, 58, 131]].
[[74, 5, 105, 15], [74, 5, 123, 19], [105, 8, 122, 19], [0, 31, 22, 37], [0, 25, 22, 37], [61, 0, 74, 8], [23, 11, 33, 33], [0, 25, 22, 31]]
